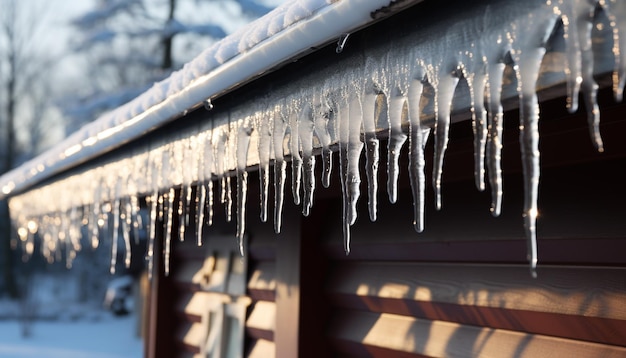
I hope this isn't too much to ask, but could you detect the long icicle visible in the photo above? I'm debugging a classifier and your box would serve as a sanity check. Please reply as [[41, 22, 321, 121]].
[[407, 72, 428, 233], [273, 104, 288, 233], [432, 69, 460, 211], [510, 9, 558, 278]]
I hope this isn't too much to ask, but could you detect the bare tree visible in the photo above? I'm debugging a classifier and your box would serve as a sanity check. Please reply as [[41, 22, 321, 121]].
[[0, 0, 58, 298]]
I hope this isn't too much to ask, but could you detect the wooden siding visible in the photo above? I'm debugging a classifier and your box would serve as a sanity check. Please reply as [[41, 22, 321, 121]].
[[321, 92, 626, 357], [246, 226, 277, 356], [150, 90, 626, 357]]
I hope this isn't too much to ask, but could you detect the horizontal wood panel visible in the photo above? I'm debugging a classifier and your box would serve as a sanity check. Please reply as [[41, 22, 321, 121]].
[[324, 238, 626, 265], [247, 338, 276, 358], [328, 310, 626, 358], [330, 293, 626, 347], [330, 340, 430, 358], [328, 263, 626, 320], [248, 261, 276, 302], [176, 291, 229, 322], [176, 321, 204, 355], [246, 300, 276, 342]]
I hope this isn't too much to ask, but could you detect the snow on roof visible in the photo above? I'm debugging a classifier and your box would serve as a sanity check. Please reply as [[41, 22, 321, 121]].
[[0, 0, 403, 198]]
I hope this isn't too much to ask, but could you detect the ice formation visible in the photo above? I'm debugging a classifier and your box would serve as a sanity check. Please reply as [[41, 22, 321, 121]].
[[6, 0, 626, 277]]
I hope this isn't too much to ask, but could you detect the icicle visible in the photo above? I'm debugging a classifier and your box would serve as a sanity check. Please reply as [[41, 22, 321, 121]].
[[122, 199, 132, 268], [224, 176, 233, 222], [468, 54, 489, 191], [608, 0, 626, 101], [336, 33, 351, 53], [236, 118, 252, 254], [288, 98, 303, 206], [432, 68, 460, 211], [164, 188, 175, 276], [147, 193, 158, 279], [386, 93, 408, 204], [182, 138, 196, 236], [110, 198, 120, 274], [558, 0, 604, 151], [90, 202, 100, 249], [313, 92, 333, 189], [178, 187, 187, 241], [236, 171, 248, 254], [273, 104, 288, 233], [213, 125, 231, 222], [363, 122, 379, 221], [486, 60, 506, 217], [363, 59, 382, 221], [407, 72, 429, 233], [130, 195, 142, 245], [203, 129, 215, 228], [257, 110, 272, 222], [206, 180, 214, 226], [346, 95, 365, 227], [509, 9, 559, 278], [299, 103, 316, 217], [204, 99, 214, 111], [337, 85, 364, 254], [196, 184, 206, 246], [337, 98, 350, 252]]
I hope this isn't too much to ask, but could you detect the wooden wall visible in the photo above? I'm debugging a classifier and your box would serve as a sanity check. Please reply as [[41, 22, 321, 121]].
[[321, 92, 626, 357], [148, 90, 626, 357]]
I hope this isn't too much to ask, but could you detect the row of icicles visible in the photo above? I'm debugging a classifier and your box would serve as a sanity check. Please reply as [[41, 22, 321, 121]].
[[10, 0, 626, 277]]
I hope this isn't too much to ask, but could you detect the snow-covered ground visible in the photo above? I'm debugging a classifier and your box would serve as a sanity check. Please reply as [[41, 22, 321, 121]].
[[0, 313, 142, 358], [0, 271, 143, 358]]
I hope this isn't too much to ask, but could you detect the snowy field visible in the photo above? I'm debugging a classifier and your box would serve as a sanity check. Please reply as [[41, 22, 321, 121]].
[[0, 313, 142, 358]]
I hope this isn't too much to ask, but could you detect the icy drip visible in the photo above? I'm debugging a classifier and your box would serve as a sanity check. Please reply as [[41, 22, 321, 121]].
[[90, 194, 101, 250], [509, 9, 559, 277], [122, 198, 132, 268], [110, 198, 120, 274], [361, 90, 380, 221], [486, 61, 506, 216], [147, 192, 158, 279], [558, 0, 604, 151], [377, 53, 408, 205], [468, 51, 489, 192], [257, 110, 272, 222], [288, 97, 303, 206], [313, 90, 334, 189], [273, 103, 288, 233], [236, 117, 252, 253], [203, 129, 215, 228], [610, 0, 626, 101], [335, 80, 365, 253], [213, 126, 230, 223], [407, 71, 430, 233], [206, 180, 214, 226], [130, 194, 141, 245], [432, 68, 460, 211], [196, 184, 206, 246], [164, 188, 175, 276], [180, 140, 195, 241], [299, 103, 316, 217]]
